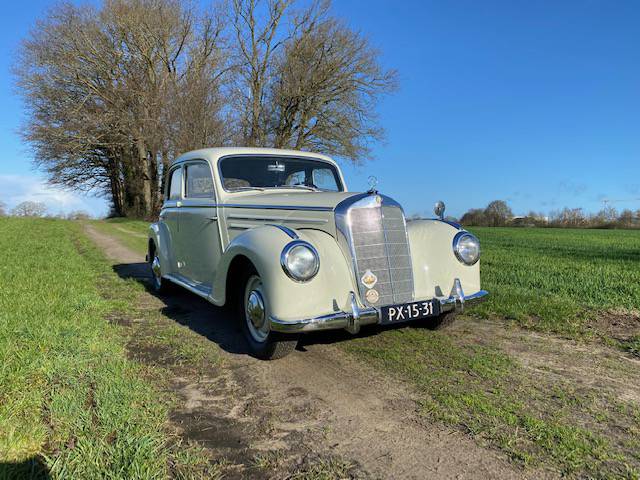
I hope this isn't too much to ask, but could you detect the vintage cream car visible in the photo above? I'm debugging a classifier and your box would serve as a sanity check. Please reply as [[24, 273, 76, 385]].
[[148, 148, 487, 359]]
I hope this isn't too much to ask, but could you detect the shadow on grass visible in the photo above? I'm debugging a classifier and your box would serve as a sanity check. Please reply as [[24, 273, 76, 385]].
[[0, 456, 50, 480], [112, 262, 443, 357]]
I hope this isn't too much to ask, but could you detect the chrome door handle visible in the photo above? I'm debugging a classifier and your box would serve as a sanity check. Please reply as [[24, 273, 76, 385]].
[[176, 201, 183, 208], [206, 216, 217, 221]]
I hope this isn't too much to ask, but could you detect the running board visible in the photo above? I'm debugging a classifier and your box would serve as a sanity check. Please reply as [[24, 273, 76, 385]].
[[164, 274, 212, 300]]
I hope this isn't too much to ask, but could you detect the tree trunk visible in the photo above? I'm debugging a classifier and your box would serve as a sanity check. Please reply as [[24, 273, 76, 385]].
[[108, 157, 126, 217], [137, 136, 153, 219]]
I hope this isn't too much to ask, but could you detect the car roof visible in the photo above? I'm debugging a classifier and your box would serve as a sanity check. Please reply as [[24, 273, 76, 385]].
[[172, 147, 337, 166]]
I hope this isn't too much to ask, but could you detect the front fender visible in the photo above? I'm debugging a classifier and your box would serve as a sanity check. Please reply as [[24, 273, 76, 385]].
[[211, 226, 356, 321], [407, 220, 481, 298]]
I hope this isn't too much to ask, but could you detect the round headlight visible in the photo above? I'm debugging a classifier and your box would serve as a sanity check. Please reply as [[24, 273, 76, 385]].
[[453, 232, 481, 265], [281, 241, 320, 281]]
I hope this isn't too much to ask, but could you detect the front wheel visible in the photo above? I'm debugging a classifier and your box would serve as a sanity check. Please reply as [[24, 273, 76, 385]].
[[239, 269, 297, 360]]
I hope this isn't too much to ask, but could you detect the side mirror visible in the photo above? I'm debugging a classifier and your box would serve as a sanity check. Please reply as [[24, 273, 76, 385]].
[[434, 201, 446, 220]]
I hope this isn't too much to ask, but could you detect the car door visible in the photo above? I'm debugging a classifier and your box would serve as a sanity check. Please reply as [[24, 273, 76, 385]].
[[161, 165, 184, 274], [179, 160, 222, 288]]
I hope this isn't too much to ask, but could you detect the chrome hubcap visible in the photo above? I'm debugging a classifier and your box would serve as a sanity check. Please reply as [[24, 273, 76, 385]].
[[245, 277, 270, 343], [151, 256, 162, 284], [247, 291, 265, 329]]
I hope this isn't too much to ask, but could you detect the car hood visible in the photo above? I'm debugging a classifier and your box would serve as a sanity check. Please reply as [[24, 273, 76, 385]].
[[220, 191, 362, 241], [222, 190, 360, 211]]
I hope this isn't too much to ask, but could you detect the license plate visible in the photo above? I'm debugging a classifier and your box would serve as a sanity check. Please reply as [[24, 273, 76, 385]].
[[381, 300, 440, 324]]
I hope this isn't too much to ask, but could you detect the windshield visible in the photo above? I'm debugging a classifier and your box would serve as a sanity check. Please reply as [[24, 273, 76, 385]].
[[219, 156, 343, 192]]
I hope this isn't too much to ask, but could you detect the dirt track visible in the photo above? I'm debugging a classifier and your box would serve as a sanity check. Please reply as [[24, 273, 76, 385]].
[[85, 224, 534, 479]]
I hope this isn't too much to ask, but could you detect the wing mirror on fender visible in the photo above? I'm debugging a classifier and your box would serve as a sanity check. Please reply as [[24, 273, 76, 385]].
[[434, 200, 446, 220]]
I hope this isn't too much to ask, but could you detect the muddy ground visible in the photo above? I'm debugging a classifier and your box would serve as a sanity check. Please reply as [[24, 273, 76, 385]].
[[84, 225, 640, 479]]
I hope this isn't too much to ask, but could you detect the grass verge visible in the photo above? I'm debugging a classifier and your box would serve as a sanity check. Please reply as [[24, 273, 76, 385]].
[[89, 218, 150, 255], [0, 218, 216, 479]]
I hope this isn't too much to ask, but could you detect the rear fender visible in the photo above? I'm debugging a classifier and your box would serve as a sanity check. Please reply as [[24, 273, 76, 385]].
[[148, 222, 172, 273]]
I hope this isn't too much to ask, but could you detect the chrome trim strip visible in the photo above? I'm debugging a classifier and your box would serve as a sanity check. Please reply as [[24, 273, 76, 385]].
[[226, 214, 328, 224], [162, 202, 334, 212], [270, 289, 489, 334], [164, 274, 212, 299], [227, 224, 302, 237], [170, 203, 217, 208], [267, 224, 299, 239], [223, 204, 334, 211]]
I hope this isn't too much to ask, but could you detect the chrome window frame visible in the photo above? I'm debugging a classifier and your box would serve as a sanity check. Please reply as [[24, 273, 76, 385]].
[[183, 159, 216, 201], [167, 165, 184, 201]]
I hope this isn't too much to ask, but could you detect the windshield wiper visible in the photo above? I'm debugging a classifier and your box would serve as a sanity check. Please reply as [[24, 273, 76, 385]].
[[228, 186, 265, 192], [275, 185, 320, 192]]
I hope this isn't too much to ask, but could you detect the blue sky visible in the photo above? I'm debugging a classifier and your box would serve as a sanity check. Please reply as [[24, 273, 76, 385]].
[[1, 0, 639, 218]]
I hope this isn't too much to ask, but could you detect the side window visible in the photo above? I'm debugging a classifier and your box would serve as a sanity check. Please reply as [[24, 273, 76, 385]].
[[185, 163, 214, 199], [313, 168, 340, 191], [168, 167, 182, 200]]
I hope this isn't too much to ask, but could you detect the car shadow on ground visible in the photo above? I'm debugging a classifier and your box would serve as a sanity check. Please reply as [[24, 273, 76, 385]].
[[112, 262, 434, 357], [0, 456, 51, 479]]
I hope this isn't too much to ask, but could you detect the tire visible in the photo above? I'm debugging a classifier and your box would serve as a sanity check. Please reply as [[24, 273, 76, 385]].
[[424, 311, 457, 330], [238, 267, 298, 360], [149, 244, 173, 294]]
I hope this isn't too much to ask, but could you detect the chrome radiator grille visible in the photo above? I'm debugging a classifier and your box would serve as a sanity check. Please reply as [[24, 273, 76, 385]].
[[347, 200, 414, 307]]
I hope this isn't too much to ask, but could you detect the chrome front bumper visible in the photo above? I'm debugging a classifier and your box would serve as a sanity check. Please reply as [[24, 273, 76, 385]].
[[270, 279, 488, 335]]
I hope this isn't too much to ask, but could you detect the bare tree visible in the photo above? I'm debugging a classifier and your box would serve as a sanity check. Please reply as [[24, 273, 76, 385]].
[[12, 201, 47, 217], [549, 207, 587, 228], [16, 0, 228, 219], [230, 0, 294, 146], [270, 17, 396, 160], [460, 208, 486, 226], [231, 0, 396, 162], [484, 200, 513, 227], [17, 0, 396, 218]]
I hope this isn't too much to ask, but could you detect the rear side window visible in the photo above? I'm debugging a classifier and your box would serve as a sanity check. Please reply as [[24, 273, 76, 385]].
[[168, 167, 182, 200], [185, 163, 214, 198]]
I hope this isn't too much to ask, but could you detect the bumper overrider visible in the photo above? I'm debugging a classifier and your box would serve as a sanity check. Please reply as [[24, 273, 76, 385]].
[[270, 278, 489, 335]]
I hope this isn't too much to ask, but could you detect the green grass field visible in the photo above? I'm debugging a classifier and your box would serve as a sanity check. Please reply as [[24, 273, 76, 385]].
[[471, 227, 640, 336], [3, 218, 638, 478], [0, 218, 213, 479]]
